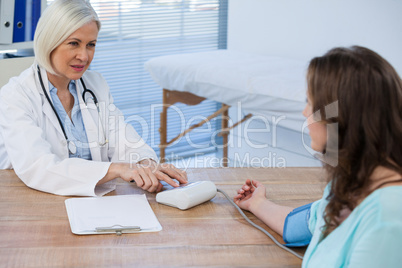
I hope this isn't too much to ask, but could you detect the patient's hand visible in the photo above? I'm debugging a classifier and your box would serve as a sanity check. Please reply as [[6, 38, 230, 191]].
[[234, 179, 293, 236], [234, 179, 267, 212]]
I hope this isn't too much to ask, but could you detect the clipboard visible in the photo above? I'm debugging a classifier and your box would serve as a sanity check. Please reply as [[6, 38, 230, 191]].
[[65, 194, 162, 235]]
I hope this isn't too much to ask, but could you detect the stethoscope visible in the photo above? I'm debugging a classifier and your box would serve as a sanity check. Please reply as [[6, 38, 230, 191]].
[[37, 65, 108, 155]]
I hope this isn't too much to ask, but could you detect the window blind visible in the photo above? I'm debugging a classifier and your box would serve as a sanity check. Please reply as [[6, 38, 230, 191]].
[[62, 0, 228, 160]]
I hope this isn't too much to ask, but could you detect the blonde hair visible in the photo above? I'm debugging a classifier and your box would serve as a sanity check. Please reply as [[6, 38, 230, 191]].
[[34, 0, 101, 74]]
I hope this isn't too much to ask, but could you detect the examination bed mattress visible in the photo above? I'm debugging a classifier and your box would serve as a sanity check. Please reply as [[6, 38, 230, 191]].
[[145, 50, 308, 132]]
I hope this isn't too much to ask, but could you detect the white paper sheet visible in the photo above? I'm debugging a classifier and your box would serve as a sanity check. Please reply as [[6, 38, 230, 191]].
[[65, 194, 162, 235]]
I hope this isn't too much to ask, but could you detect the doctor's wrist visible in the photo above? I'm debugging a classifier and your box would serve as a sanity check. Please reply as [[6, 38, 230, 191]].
[[137, 158, 157, 168], [98, 162, 126, 185]]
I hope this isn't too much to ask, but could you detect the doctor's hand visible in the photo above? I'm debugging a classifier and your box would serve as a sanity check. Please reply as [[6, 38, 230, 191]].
[[136, 159, 188, 191], [100, 160, 187, 193]]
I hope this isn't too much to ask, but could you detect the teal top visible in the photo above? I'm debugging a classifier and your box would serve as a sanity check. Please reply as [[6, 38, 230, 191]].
[[302, 184, 402, 268]]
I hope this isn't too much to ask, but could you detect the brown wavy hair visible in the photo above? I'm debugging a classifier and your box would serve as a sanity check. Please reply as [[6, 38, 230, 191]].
[[306, 46, 402, 237]]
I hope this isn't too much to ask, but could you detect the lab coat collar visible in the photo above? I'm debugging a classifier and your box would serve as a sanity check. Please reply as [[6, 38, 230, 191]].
[[75, 76, 103, 162], [35, 64, 66, 139], [35, 64, 51, 97]]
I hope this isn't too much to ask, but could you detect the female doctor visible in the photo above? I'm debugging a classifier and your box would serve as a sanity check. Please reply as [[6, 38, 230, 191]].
[[0, 0, 187, 196]]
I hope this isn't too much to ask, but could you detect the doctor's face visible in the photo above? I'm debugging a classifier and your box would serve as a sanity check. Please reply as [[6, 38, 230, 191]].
[[50, 21, 98, 83]]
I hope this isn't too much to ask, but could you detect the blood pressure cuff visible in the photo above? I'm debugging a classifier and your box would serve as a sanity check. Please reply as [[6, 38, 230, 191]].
[[282, 202, 313, 247]]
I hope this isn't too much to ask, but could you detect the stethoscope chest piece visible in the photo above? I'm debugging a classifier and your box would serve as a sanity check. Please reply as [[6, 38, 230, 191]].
[[68, 141, 77, 155]]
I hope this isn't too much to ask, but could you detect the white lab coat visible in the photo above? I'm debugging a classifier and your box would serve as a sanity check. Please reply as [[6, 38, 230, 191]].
[[0, 62, 157, 196]]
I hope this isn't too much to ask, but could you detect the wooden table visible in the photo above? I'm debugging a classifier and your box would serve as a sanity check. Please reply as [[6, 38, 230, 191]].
[[0, 168, 326, 267]]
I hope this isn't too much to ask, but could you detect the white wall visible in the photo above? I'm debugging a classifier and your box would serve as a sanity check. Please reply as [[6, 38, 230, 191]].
[[228, 0, 402, 75]]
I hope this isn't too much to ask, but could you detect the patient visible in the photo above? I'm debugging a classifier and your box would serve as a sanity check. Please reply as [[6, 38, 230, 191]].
[[234, 46, 402, 267]]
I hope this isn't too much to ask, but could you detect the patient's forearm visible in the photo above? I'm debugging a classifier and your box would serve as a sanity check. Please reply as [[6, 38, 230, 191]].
[[250, 200, 293, 236]]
